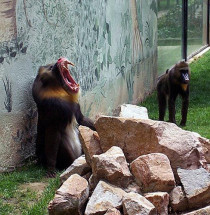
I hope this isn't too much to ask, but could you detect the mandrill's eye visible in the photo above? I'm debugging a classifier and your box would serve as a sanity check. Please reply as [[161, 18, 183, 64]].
[[49, 65, 53, 70]]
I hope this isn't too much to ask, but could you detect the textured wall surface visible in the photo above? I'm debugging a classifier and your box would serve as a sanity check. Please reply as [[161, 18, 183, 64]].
[[0, 0, 157, 171]]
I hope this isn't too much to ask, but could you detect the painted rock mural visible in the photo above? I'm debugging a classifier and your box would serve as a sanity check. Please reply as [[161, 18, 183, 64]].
[[0, 0, 157, 171]]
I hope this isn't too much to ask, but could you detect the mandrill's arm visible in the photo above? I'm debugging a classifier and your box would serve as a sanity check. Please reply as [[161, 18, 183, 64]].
[[75, 103, 96, 131]]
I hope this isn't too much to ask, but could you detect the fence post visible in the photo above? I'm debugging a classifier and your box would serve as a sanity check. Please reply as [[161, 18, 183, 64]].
[[182, 0, 188, 61]]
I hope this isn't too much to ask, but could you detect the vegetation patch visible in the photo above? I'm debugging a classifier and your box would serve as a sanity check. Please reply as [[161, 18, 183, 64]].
[[0, 163, 60, 215]]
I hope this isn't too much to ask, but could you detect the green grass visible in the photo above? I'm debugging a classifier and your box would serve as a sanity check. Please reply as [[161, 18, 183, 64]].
[[0, 163, 60, 215], [141, 50, 210, 139]]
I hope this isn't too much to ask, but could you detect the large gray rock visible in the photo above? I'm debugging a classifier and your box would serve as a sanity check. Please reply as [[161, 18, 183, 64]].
[[60, 155, 91, 183], [85, 181, 126, 215], [122, 192, 156, 215], [130, 153, 175, 192], [95, 116, 207, 178], [177, 168, 210, 209], [92, 146, 133, 187], [48, 174, 89, 215]]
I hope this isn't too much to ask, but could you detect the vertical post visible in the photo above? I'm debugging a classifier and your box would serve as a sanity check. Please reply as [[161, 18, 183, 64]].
[[182, 0, 188, 61], [203, 0, 209, 45], [207, 0, 210, 44]]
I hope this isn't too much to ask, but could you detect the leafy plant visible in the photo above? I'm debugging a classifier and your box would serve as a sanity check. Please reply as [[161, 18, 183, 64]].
[[2, 77, 12, 112]]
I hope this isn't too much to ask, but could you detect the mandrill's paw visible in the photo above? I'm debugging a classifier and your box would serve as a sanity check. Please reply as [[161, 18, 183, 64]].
[[46, 168, 57, 178], [180, 121, 186, 127]]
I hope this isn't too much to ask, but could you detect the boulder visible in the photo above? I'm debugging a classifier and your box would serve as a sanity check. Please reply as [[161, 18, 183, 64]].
[[79, 126, 102, 167], [92, 146, 133, 187], [169, 186, 188, 212], [60, 155, 91, 183], [177, 168, 210, 209], [130, 153, 175, 192], [85, 181, 126, 215], [95, 116, 207, 178], [122, 192, 156, 215], [48, 174, 89, 215], [144, 192, 169, 215], [182, 206, 210, 215], [114, 104, 149, 119]]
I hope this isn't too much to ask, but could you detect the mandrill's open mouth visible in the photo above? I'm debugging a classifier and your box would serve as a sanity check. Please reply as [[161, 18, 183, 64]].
[[57, 57, 79, 93]]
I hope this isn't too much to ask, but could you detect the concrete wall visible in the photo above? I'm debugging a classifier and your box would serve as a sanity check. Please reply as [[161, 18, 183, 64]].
[[0, 0, 157, 172]]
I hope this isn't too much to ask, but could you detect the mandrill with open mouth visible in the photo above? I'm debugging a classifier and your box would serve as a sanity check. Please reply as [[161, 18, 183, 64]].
[[32, 57, 96, 177]]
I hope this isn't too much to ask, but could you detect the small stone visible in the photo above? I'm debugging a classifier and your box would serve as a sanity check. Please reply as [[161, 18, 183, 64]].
[[85, 181, 126, 215], [79, 126, 102, 167], [130, 153, 175, 192], [48, 174, 89, 215], [144, 192, 169, 215], [104, 208, 122, 215], [124, 181, 142, 194], [92, 146, 133, 187], [60, 155, 91, 183], [169, 186, 188, 212], [123, 192, 156, 215], [114, 104, 149, 119]]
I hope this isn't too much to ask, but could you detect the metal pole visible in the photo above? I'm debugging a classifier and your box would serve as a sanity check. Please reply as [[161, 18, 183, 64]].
[[207, 0, 210, 45], [182, 0, 188, 61]]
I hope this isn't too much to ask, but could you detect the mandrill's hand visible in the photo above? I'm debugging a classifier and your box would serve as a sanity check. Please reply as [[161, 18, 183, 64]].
[[46, 168, 57, 178]]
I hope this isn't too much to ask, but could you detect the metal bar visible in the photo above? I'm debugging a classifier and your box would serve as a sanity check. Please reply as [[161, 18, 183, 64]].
[[207, 0, 210, 44], [187, 44, 209, 60], [182, 0, 188, 61]]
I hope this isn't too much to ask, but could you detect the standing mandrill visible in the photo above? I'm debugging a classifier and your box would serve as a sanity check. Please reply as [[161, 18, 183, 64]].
[[157, 61, 190, 126], [32, 57, 96, 177]]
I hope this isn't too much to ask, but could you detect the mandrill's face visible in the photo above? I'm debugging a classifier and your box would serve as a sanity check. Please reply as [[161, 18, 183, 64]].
[[37, 57, 80, 103]]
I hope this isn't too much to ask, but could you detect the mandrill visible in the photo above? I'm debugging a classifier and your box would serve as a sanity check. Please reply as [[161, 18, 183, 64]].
[[157, 61, 190, 126], [32, 57, 96, 177]]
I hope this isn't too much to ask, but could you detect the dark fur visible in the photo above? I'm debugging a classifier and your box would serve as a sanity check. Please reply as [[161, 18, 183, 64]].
[[157, 61, 190, 126], [32, 62, 95, 177]]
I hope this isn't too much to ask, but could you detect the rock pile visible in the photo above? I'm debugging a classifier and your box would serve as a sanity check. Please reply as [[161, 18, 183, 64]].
[[48, 106, 210, 215]]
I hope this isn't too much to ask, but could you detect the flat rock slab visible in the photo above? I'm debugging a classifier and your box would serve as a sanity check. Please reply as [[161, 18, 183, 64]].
[[177, 168, 210, 209]]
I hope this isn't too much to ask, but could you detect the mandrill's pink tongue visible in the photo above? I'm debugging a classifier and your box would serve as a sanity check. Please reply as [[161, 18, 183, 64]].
[[57, 57, 79, 93]]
